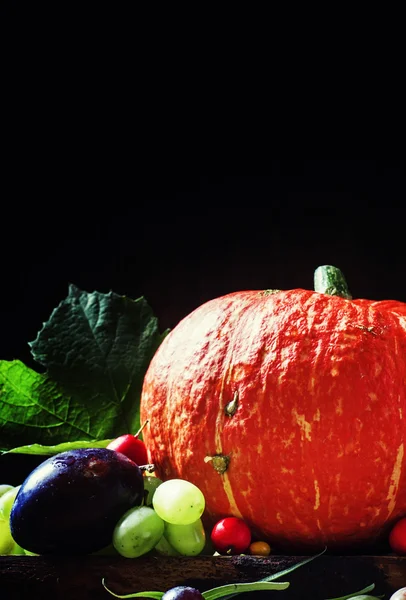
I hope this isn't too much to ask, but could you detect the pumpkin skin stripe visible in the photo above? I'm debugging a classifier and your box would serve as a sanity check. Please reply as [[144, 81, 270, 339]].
[[387, 442, 404, 518], [213, 297, 258, 520], [141, 282, 406, 552]]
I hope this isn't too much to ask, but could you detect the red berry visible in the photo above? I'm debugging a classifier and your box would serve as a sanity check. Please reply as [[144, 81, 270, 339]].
[[210, 517, 251, 555], [107, 434, 148, 465], [107, 421, 150, 466], [389, 517, 406, 555]]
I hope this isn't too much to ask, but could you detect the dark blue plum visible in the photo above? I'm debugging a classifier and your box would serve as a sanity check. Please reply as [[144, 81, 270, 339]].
[[10, 448, 144, 555]]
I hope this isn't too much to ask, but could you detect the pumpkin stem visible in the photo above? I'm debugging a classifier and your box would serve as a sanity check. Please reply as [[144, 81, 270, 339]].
[[314, 265, 352, 299]]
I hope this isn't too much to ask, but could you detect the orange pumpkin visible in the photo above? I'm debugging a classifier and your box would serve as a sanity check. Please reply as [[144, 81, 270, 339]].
[[140, 266, 406, 551]]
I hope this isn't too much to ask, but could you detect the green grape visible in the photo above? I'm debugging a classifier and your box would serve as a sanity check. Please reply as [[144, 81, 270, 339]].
[[0, 485, 14, 498], [152, 479, 205, 525], [0, 517, 14, 555], [113, 505, 165, 558], [8, 540, 26, 555], [164, 518, 206, 556], [143, 476, 163, 506], [0, 486, 22, 555], [154, 533, 181, 556], [0, 486, 20, 519]]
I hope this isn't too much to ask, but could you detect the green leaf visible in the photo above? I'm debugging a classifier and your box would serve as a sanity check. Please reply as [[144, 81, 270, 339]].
[[0, 360, 79, 451], [0, 286, 167, 452], [258, 546, 327, 582], [328, 597, 381, 600], [3, 439, 113, 455], [102, 579, 164, 599], [102, 549, 325, 600], [102, 579, 289, 600], [203, 581, 289, 600], [217, 547, 327, 600], [324, 584, 380, 600], [343, 597, 382, 600]]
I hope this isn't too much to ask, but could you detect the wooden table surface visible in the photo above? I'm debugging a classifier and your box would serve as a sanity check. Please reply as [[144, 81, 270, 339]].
[[0, 553, 405, 600]]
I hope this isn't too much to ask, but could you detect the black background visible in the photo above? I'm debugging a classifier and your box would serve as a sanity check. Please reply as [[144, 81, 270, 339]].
[[0, 163, 405, 369]]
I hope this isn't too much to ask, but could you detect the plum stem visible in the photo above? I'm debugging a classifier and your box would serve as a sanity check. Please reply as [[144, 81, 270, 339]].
[[139, 463, 155, 473]]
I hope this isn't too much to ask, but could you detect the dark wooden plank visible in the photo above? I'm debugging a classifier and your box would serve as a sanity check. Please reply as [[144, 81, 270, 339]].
[[0, 554, 405, 600]]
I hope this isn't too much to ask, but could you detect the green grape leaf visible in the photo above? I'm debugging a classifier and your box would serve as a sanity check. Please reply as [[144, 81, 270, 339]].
[[0, 286, 167, 453]]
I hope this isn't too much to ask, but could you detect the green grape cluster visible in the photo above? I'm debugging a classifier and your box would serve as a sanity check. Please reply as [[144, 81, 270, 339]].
[[113, 478, 207, 558]]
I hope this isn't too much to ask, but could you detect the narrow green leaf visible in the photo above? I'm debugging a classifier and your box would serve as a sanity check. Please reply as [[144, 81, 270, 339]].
[[205, 548, 327, 600], [258, 546, 327, 582], [102, 579, 163, 599], [324, 583, 378, 600], [328, 596, 382, 600], [102, 549, 326, 600], [342, 596, 382, 600], [3, 439, 113, 455], [0, 287, 167, 452], [203, 581, 289, 600]]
